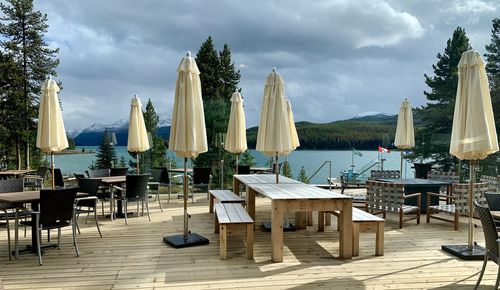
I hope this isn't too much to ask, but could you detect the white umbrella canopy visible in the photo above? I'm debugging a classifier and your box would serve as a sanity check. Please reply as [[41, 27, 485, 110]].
[[447, 49, 499, 257], [394, 98, 415, 175], [225, 91, 247, 174], [164, 52, 209, 247], [256, 68, 296, 182], [394, 98, 415, 150], [127, 95, 150, 173], [36, 78, 68, 188], [286, 99, 300, 150]]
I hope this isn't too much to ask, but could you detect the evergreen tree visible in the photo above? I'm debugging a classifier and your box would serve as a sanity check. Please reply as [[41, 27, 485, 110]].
[[95, 132, 118, 169], [0, 0, 60, 169], [412, 27, 470, 170], [195, 36, 220, 101], [297, 166, 309, 184], [282, 160, 293, 178], [118, 156, 127, 168], [219, 44, 241, 99]]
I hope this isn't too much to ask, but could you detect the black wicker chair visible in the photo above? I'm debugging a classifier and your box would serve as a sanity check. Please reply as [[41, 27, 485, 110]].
[[86, 169, 111, 216], [16, 187, 79, 265], [23, 166, 48, 190], [113, 174, 150, 225], [110, 167, 128, 176], [74, 178, 102, 237], [86, 169, 110, 178], [149, 168, 177, 211], [190, 167, 211, 203], [53, 168, 65, 188], [474, 201, 500, 289]]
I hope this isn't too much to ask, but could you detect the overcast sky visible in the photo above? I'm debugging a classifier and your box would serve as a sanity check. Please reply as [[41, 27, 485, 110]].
[[31, 0, 499, 132]]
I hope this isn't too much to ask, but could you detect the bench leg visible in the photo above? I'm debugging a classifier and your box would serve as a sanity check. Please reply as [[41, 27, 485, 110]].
[[215, 214, 219, 233], [376, 221, 384, 256], [220, 225, 227, 260], [209, 195, 214, 213], [352, 223, 360, 257], [247, 223, 253, 259], [318, 211, 325, 232]]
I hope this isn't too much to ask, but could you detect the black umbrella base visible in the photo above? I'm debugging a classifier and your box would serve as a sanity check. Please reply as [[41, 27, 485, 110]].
[[442, 244, 485, 260], [261, 221, 296, 232], [163, 233, 209, 248]]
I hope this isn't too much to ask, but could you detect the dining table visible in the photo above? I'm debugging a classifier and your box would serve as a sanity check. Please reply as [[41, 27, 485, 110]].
[[234, 174, 353, 262], [88, 176, 128, 220], [0, 190, 88, 255], [375, 178, 452, 213], [0, 169, 35, 179]]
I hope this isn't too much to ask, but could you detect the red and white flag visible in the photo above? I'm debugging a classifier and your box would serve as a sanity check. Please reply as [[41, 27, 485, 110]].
[[378, 145, 391, 153]]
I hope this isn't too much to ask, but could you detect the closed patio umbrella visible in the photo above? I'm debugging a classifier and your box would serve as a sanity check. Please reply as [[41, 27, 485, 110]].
[[444, 49, 499, 260], [256, 68, 298, 183], [225, 91, 247, 174], [164, 51, 208, 248], [286, 98, 300, 150], [36, 78, 68, 189], [127, 95, 150, 174], [394, 98, 415, 175]]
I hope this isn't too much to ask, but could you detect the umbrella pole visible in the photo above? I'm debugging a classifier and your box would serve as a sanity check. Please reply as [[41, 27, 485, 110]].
[[275, 153, 279, 183], [183, 157, 188, 238], [51, 152, 54, 189], [400, 151, 403, 176], [136, 153, 140, 174], [235, 155, 239, 174], [468, 160, 476, 250]]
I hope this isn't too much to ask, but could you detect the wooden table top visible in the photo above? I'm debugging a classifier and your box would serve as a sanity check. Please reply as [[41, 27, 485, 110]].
[[88, 176, 126, 185], [0, 169, 34, 176], [247, 183, 350, 200], [0, 190, 88, 204], [168, 168, 193, 173], [234, 174, 301, 184], [376, 178, 451, 186]]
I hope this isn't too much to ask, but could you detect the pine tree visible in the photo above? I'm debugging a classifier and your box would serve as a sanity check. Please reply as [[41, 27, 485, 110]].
[[95, 132, 118, 169], [412, 27, 470, 170], [219, 44, 241, 100], [297, 166, 309, 184], [0, 0, 60, 169], [195, 36, 220, 101], [282, 160, 293, 178]]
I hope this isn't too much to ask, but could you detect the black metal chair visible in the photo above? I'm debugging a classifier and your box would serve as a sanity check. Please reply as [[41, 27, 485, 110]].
[[86, 169, 110, 216], [53, 168, 65, 188], [190, 167, 211, 203], [73, 173, 86, 181], [16, 187, 79, 265], [236, 165, 251, 175], [110, 167, 128, 176], [149, 168, 176, 211], [74, 178, 102, 237], [0, 179, 29, 260], [86, 169, 110, 178], [474, 201, 500, 289], [23, 166, 48, 189], [113, 174, 150, 225]]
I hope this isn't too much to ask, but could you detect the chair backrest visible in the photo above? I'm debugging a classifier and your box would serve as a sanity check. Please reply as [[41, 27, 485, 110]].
[[485, 192, 500, 211], [370, 170, 401, 179], [451, 182, 489, 214], [236, 165, 250, 175], [366, 180, 405, 212], [110, 167, 128, 176], [53, 168, 65, 188], [427, 170, 459, 183], [151, 168, 170, 184], [271, 162, 282, 174], [193, 168, 211, 185], [474, 200, 499, 261], [125, 174, 150, 198], [86, 169, 110, 178], [480, 175, 499, 193], [73, 173, 86, 181], [36, 166, 48, 178], [77, 178, 101, 197], [39, 187, 78, 225], [0, 178, 24, 193]]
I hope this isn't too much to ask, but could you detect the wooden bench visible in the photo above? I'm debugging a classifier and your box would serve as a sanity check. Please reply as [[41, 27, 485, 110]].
[[214, 203, 254, 260], [209, 189, 245, 213], [320, 207, 385, 257]]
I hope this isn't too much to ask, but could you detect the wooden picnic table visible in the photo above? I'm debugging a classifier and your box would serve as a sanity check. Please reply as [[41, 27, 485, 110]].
[[234, 174, 353, 262], [0, 170, 34, 179]]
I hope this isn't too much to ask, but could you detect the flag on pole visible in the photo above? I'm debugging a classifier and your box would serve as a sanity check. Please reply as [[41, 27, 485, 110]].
[[353, 148, 363, 157], [378, 145, 391, 153]]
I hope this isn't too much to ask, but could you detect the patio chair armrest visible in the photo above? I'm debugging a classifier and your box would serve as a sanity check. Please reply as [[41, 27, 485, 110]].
[[75, 196, 98, 203], [404, 192, 421, 199], [426, 192, 452, 200], [112, 185, 124, 191], [148, 181, 160, 186]]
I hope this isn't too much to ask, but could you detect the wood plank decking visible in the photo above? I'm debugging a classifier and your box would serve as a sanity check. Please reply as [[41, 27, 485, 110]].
[[0, 189, 496, 289]]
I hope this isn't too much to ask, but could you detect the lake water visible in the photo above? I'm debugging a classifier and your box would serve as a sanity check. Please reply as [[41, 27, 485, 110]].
[[52, 146, 414, 184]]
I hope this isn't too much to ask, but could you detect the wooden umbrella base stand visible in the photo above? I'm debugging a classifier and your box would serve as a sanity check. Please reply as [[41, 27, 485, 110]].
[[163, 233, 209, 248], [441, 244, 485, 260]]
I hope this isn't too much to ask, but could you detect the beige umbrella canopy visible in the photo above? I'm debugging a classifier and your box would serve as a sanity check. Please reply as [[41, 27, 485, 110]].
[[164, 52, 209, 248], [394, 98, 415, 174], [225, 91, 247, 174], [36, 78, 69, 188], [256, 68, 297, 182], [286, 99, 300, 150], [446, 49, 498, 258], [127, 95, 150, 174]]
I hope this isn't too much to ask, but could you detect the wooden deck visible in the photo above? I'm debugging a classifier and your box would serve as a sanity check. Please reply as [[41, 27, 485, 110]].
[[0, 189, 497, 289]]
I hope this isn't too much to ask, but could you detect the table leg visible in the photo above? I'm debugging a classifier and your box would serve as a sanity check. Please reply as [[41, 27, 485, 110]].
[[246, 187, 256, 229], [16, 201, 57, 255], [339, 199, 353, 259], [271, 200, 285, 262], [233, 179, 241, 196]]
